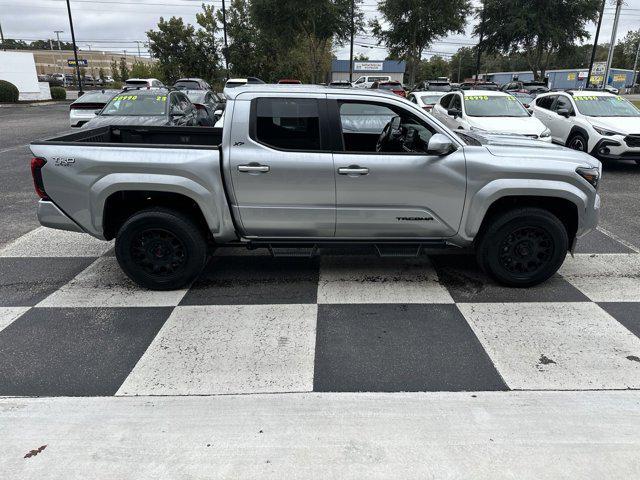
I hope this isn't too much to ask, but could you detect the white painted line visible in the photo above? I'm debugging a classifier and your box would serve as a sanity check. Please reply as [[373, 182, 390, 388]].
[[560, 253, 640, 302], [0, 307, 30, 333], [317, 256, 454, 304], [0, 145, 26, 155], [458, 302, 640, 390], [2, 392, 640, 479], [0, 227, 112, 258], [117, 304, 317, 396], [597, 226, 640, 254], [36, 256, 188, 308]]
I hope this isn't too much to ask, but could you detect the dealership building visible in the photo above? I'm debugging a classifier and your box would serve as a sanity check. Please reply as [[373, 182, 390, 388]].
[[484, 67, 636, 90], [330, 59, 406, 83]]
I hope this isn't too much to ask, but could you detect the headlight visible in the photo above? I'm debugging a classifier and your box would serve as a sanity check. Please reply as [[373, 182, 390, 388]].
[[540, 127, 551, 137], [576, 166, 600, 190], [593, 126, 623, 136]]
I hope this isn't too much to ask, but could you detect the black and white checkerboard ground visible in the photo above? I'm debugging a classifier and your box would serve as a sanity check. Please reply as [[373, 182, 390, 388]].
[[1, 227, 639, 397]]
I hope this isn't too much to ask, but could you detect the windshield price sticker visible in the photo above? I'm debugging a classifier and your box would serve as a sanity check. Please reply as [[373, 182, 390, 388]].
[[574, 96, 599, 101], [114, 95, 139, 101], [466, 95, 489, 100], [156, 96, 167, 101]]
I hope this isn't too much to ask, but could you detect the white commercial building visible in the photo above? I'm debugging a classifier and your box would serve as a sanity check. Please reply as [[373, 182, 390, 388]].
[[0, 51, 51, 101]]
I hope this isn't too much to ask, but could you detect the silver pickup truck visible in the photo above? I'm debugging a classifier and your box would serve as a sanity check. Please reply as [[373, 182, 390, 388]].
[[30, 85, 601, 290]]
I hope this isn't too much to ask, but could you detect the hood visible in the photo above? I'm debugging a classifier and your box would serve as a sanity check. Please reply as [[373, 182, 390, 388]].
[[467, 116, 546, 136], [83, 115, 170, 128], [464, 131, 600, 168], [587, 116, 640, 135]]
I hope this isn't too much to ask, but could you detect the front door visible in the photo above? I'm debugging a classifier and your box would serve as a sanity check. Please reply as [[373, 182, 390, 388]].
[[329, 98, 466, 238], [228, 95, 335, 238]]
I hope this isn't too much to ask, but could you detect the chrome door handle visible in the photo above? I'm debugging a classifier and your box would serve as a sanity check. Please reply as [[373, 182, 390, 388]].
[[338, 166, 369, 175], [238, 164, 270, 173]]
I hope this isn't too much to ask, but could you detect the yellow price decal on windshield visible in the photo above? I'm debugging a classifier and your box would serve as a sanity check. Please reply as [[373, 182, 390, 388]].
[[114, 95, 138, 101], [156, 96, 167, 101], [465, 95, 489, 100], [574, 95, 598, 101]]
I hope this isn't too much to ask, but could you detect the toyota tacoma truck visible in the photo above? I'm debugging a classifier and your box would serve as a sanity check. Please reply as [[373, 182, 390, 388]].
[[30, 85, 601, 290]]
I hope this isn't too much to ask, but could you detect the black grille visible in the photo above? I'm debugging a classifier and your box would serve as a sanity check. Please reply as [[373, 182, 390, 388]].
[[625, 135, 640, 148]]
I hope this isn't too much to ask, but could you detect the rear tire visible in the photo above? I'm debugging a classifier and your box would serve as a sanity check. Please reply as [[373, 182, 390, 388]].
[[115, 208, 208, 290], [476, 208, 568, 287]]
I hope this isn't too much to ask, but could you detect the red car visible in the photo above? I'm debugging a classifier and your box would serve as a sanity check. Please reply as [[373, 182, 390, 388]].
[[370, 81, 406, 97]]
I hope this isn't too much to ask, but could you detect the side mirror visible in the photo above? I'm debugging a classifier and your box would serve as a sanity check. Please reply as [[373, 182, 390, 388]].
[[447, 108, 462, 118], [557, 108, 571, 118], [427, 133, 455, 156]]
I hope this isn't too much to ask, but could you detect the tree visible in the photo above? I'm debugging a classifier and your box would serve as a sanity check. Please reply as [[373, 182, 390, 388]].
[[251, 0, 358, 83], [475, 0, 600, 80], [354, 53, 370, 61], [417, 55, 450, 83], [612, 30, 640, 70], [119, 58, 130, 82], [146, 6, 223, 85], [371, 0, 470, 86], [449, 47, 475, 82], [110, 59, 120, 81]]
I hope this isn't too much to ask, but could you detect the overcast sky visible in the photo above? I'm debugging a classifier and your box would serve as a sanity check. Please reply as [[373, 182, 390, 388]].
[[2, 0, 639, 62]]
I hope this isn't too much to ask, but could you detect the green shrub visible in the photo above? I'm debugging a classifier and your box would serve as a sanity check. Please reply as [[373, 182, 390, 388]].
[[50, 86, 67, 100], [0, 80, 19, 103]]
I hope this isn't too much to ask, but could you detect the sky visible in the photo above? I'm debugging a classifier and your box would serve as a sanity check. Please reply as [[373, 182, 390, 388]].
[[1, 0, 639, 62]]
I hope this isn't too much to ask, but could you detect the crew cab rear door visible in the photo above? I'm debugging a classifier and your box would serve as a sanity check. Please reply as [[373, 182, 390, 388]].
[[227, 93, 336, 238], [327, 96, 466, 238]]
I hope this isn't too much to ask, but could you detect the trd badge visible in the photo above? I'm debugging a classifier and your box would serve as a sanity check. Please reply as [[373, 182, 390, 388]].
[[53, 157, 76, 166]]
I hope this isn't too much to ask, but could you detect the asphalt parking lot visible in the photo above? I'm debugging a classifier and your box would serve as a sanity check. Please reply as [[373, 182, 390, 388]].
[[1, 103, 640, 477]]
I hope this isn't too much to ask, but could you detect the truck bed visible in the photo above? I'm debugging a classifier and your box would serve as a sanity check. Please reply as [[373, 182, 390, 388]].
[[33, 125, 223, 148]]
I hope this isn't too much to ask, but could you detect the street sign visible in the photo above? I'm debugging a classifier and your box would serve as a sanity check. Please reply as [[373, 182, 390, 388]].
[[67, 58, 88, 67], [592, 61, 606, 75]]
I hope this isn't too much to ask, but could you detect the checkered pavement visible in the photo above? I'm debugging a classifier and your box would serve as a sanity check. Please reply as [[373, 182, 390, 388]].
[[0, 226, 639, 397]]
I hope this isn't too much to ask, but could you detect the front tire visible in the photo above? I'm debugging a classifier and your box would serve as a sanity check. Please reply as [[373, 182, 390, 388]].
[[567, 133, 588, 152], [115, 208, 208, 290], [476, 208, 568, 287]]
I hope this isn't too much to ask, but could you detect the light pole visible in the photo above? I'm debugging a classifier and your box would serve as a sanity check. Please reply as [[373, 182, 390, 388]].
[[475, 0, 486, 82], [586, 0, 605, 88], [603, 0, 623, 90], [349, 0, 354, 83], [221, 0, 229, 79], [64, 0, 83, 94], [54, 30, 64, 77]]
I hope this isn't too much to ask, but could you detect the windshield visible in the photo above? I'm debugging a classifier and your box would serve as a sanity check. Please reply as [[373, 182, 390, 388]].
[[101, 93, 168, 116], [420, 94, 444, 105], [573, 95, 640, 117], [464, 95, 529, 117], [174, 80, 200, 90]]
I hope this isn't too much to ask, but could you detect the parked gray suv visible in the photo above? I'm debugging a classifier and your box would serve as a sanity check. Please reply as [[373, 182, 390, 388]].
[[30, 85, 601, 290]]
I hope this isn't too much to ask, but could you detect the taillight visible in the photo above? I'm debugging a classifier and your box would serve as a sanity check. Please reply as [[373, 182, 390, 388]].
[[423, 105, 433, 111], [30, 157, 49, 200]]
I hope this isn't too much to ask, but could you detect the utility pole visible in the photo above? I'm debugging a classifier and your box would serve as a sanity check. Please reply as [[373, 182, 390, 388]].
[[135, 41, 142, 59], [457, 54, 462, 83], [586, 0, 605, 88], [54, 30, 64, 78], [632, 39, 640, 90], [475, 0, 486, 82], [221, 0, 229, 79], [603, 0, 622, 90], [65, 0, 83, 95], [0, 17, 5, 51], [349, 0, 354, 83]]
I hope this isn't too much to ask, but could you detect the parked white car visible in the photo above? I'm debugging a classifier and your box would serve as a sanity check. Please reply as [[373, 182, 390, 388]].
[[352, 75, 392, 89], [431, 89, 552, 141], [407, 91, 446, 112], [124, 78, 164, 89], [68, 89, 119, 127], [532, 90, 640, 163]]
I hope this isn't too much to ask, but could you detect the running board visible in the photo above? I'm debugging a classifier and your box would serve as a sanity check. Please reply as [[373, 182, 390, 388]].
[[268, 245, 318, 258]]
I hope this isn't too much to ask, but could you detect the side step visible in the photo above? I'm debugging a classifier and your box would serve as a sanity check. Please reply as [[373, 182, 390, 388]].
[[268, 245, 318, 258], [375, 244, 422, 258]]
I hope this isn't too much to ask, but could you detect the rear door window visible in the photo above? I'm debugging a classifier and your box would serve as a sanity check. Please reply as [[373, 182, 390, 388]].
[[536, 95, 556, 110], [254, 98, 322, 151]]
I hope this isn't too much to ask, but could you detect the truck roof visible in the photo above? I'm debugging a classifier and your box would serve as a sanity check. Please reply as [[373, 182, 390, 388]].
[[224, 84, 404, 100]]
